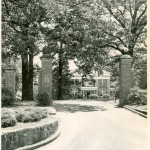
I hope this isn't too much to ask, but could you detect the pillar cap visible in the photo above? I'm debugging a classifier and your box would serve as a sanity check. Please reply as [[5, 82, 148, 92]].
[[5, 64, 16, 70], [40, 54, 52, 59], [120, 55, 132, 59]]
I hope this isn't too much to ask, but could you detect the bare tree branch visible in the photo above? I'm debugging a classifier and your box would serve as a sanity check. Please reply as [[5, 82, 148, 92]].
[[102, 30, 128, 48], [136, 5, 147, 26], [101, 0, 126, 29], [2, 0, 10, 16]]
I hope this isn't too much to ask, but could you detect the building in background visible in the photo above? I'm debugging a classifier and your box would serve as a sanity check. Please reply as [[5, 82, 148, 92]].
[[71, 70, 115, 98]]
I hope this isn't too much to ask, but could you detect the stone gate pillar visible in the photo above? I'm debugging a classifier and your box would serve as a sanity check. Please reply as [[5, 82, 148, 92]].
[[119, 55, 132, 104], [40, 54, 53, 104], [5, 65, 16, 99], [37, 68, 42, 94]]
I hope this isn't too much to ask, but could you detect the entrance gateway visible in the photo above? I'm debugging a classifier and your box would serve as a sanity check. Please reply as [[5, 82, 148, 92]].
[[71, 55, 134, 104]]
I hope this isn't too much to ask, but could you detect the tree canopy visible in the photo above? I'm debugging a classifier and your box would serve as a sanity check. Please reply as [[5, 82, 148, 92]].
[[95, 0, 147, 56], [2, 0, 147, 100], [2, 0, 49, 100]]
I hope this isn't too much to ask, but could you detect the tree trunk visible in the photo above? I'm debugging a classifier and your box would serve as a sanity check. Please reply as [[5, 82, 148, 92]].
[[128, 49, 134, 57], [57, 45, 63, 100], [28, 51, 34, 100], [22, 54, 29, 100]]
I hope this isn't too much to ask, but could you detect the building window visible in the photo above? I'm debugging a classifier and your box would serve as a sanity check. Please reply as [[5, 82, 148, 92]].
[[99, 88, 107, 96], [103, 79, 107, 86], [103, 88, 107, 95], [99, 79, 102, 85], [93, 80, 96, 87]]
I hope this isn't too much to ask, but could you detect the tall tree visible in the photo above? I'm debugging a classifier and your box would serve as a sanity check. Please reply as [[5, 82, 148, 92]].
[[52, 57, 72, 100], [2, 0, 48, 100], [42, 0, 93, 100], [96, 0, 147, 57]]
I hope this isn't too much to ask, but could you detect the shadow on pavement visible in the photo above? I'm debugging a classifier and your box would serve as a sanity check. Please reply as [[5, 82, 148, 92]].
[[54, 103, 107, 113]]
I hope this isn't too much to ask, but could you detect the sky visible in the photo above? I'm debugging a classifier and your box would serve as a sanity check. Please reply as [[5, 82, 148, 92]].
[[33, 55, 78, 70]]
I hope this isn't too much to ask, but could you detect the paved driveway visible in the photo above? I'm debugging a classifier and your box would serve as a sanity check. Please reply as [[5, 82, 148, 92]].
[[36, 100, 147, 150]]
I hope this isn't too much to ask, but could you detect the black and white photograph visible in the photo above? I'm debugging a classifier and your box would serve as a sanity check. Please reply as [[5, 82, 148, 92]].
[[1, 0, 148, 150]]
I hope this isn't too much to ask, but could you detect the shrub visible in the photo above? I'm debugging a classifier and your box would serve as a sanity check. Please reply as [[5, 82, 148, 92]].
[[76, 93, 83, 99], [89, 94, 98, 99], [102, 94, 110, 101], [62, 94, 72, 100], [15, 107, 48, 123], [42, 92, 50, 105], [127, 86, 147, 105], [1, 110, 17, 128], [1, 108, 49, 127], [15, 111, 26, 122], [15, 110, 36, 123], [23, 113, 41, 123], [102, 94, 110, 99], [36, 93, 43, 105], [40, 109, 49, 118], [2, 87, 14, 107], [17, 112, 36, 123], [71, 93, 83, 99], [36, 92, 52, 106], [30, 108, 48, 119]]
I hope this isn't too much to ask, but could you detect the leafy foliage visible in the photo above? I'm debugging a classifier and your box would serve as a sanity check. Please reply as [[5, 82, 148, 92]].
[[15, 108, 48, 123], [75, 93, 83, 99], [52, 58, 73, 100], [127, 86, 147, 105], [133, 50, 147, 89], [2, 0, 47, 54], [41, 1, 92, 99], [2, 0, 147, 102], [97, 0, 147, 56], [2, 87, 14, 107], [1, 107, 49, 127], [2, 0, 48, 100], [89, 94, 98, 99], [102, 94, 110, 100], [1, 109, 17, 128], [36, 92, 52, 106]]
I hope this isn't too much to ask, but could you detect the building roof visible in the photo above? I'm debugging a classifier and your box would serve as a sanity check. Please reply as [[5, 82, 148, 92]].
[[72, 70, 111, 80]]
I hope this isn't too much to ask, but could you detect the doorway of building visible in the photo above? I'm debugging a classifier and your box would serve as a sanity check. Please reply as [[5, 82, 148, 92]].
[[87, 92, 90, 98]]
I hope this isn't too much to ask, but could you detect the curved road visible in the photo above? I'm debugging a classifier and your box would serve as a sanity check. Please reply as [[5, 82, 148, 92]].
[[36, 100, 147, 150]]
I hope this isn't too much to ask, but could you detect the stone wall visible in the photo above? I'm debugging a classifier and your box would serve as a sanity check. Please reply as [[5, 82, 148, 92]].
[[1, 120, 58, 150]]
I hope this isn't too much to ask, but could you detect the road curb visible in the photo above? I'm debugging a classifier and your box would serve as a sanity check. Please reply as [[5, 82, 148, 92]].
[[16, 128, 61, 150], [124, 106, 147, 118]]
